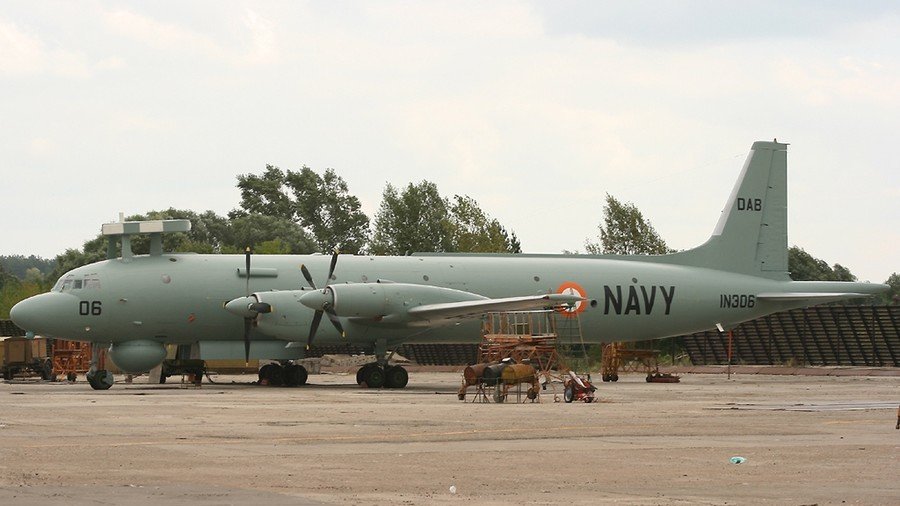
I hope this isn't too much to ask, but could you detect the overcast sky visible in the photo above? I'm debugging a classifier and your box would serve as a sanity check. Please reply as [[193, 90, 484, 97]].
[[1, 1, 897, 282]]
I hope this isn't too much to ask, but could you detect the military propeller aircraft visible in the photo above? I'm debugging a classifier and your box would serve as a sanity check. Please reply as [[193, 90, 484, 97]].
[[10, 140, 888, 390]]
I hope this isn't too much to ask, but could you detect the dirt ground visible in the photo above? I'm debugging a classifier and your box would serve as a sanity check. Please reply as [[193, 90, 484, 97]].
[[1, 370, 898, 505]]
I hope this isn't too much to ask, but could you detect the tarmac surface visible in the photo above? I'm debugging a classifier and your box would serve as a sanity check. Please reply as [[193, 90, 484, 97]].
[[1, 370, 898, 505]]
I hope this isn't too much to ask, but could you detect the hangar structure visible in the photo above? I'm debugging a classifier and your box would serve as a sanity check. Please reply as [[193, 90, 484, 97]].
[[680, 305, 899, 367]]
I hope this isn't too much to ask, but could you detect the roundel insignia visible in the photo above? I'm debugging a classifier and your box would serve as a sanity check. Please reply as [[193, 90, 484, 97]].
[[556, 281, 587, 317]]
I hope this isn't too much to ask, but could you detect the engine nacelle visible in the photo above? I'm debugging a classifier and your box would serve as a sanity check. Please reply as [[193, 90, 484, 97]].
[[108, 340, 167, 374], [305, 282, 485, 318]]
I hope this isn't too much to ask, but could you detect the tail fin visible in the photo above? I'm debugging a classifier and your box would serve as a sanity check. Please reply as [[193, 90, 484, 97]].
[[666, 140, 790, 279]]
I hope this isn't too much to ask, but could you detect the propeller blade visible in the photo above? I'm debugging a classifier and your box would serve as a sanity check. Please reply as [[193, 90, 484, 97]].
[[307, 310, 324, 350], [244, 247, 251, 296], [327, 249, 339, 281], [325, 309, 345, 337], [300, 264, 316, 290], [243, 317, 252, 365]]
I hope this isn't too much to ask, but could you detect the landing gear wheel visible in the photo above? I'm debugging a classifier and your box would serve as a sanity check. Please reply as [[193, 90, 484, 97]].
[[564, 385, 575, 403], [357, 364, 378, 385], [362, 365, 385, 388], [87, 370, 114, 390], [384, 365, 409, 389], [284, 364, 308, 387]]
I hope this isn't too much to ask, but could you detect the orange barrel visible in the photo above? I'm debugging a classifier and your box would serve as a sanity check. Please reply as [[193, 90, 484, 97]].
[[501, 363, 536, 385], [463, 363, 491, 386], [481, 363, 507, 385]]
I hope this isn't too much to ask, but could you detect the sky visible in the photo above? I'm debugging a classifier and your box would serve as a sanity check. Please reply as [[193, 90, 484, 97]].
[[1, 0, 897, 283]]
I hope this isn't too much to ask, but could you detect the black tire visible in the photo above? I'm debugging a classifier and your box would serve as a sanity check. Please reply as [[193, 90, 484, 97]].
[[67, 372, 77, 382], [356, 366, 366, 385], [611, 374, 618, 382], [267, 365, 284, 386], [2, 368, 12, 381], [363, 365, 385, 388], [87, 370, 114, 390], [159, 374, 167, 384], [258, 364, 274, 382], [564, 385, 575, 403], [384, 365, 409, 389], [284, 364, 308, 387]]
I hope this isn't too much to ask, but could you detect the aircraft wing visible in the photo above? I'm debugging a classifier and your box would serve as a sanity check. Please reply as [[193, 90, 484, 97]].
[[406, 293, 584, 322], [757, 292, 874, 304]]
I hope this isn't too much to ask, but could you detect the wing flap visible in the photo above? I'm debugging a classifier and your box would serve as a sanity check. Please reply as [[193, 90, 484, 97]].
[[407, 293, 584, 321]]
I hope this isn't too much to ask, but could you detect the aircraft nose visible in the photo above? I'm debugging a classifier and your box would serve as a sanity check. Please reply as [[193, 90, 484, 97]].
[[299, 288, 333, 311], [10, 293, 54, 333]]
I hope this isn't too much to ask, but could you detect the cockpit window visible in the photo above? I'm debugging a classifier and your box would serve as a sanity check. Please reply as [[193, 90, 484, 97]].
[[73, 279, 83, 289], [84, 278, 101, 289], [61, 278, 74, 291], [52, 276, 66, 292]]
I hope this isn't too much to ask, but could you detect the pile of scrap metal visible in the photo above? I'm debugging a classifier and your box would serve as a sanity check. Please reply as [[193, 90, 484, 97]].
[[458, 358, 540, 403]]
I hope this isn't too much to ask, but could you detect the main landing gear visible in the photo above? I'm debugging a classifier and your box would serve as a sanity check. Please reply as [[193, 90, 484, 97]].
[[354, 338, 409, 389], [86, 343, 114, 390], [258, 361, 309, 387]]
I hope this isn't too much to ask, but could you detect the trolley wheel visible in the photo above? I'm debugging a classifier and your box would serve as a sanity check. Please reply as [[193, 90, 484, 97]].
[[564, 385, 575, 403], [67, 372, 77, 382]]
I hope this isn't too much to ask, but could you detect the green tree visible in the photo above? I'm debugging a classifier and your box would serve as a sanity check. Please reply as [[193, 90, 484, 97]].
[[0, 255, 56, 279], [787, 247, 856, 281], [878, 272, 899, 305], [229, 214, 316, 254], [233, 165, 370, 253], [449, 195, 521, 253], [233, 165, 295, 220], [288, 168, 370, 253], [585, 194, 671, 255], [370, 181, 454, 255]]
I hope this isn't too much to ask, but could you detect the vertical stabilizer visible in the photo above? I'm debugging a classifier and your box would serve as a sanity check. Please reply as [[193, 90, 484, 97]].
[[665, 141, 789, 279]]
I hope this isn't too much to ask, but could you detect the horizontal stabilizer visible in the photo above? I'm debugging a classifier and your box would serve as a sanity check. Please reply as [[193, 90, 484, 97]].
[[407, 293, 584, 321]]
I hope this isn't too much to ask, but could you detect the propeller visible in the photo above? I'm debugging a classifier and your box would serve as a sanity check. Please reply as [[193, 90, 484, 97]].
[[222, 247, 272, 364], [242, 247, 252, 364], [237, 247, 272, 364], [300, 249, 344, 350]]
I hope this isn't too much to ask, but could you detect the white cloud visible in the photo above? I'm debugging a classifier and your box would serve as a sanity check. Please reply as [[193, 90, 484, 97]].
[[0, 18, 89, 77], [102, 8, 279, 66]]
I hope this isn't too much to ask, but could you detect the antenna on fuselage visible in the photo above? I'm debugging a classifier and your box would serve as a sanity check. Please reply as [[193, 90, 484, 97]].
[[100, 218, 192, 261]]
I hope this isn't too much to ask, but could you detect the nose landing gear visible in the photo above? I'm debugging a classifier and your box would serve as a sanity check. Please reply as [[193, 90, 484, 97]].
[[87, 343, 114, 390]]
